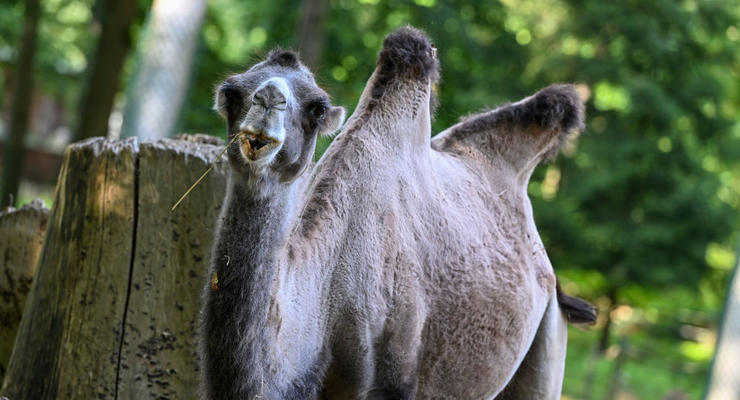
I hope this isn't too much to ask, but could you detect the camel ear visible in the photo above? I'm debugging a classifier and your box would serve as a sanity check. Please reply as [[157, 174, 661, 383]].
[[213, 86, 227, 118], [214, 82, 241, 120], [318, 106, 346, 137]]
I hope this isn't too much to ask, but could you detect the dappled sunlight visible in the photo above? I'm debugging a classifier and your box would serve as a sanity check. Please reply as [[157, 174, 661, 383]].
[[541, 166, 561, 201], [93, 167, 132, 219]]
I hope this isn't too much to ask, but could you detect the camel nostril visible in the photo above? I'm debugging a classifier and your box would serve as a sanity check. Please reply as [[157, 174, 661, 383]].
[[254, 83, 288, 109]]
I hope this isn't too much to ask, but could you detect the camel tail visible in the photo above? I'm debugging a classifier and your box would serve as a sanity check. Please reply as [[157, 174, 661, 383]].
[[556, 279, 597, 325]]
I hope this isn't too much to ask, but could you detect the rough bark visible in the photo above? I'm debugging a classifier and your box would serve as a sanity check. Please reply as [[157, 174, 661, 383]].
[[1, 138, 137, 399], [0, 0, 41, 207], [74, 0, 137, 141], [116, 137, 227, 399], [0, 199, 49, 381], [297, 0, 329, 69], [0, 136, 228, 399]]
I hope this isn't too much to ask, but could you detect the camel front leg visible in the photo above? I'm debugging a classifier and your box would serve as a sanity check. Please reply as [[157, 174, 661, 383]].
[[494, 290, 568, 400], [367, 285, 427, 400]]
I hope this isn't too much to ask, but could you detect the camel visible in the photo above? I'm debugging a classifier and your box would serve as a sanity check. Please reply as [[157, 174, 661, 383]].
[[200, 27, 594, 400], [199, 49, 346, 399]]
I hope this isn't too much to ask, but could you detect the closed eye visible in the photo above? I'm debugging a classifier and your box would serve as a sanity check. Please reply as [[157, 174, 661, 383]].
[[311, 103, 327, 119]]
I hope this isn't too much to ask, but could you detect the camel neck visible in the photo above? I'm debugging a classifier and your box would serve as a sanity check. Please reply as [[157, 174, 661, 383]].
[[202, 177, 297, 399], [219, 179, 293, 275]]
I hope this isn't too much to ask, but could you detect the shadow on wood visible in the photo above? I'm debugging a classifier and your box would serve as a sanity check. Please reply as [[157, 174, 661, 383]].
[[0, 136, 228, 399]]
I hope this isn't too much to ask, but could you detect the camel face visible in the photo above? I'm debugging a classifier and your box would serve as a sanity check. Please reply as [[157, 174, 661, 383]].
[[238, 76, 292, 164], [214, 50, 345, 184]]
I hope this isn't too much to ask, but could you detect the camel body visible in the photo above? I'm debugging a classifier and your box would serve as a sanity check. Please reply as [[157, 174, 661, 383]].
[[300, 108, 558, 399], [201, 27, 588, 400]]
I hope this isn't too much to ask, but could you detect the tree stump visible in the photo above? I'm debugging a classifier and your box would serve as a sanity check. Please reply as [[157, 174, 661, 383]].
[[1, 136, 228, 399], [0, 199, 50, 381]]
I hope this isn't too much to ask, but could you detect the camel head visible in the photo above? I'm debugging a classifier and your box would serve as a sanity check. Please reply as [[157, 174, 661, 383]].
[[215, 49, 345, 186]]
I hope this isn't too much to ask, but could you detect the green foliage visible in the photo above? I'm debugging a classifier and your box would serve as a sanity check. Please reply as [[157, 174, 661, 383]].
[[530, 0, 739, 294], [0, 0, 94, 118], [0, 0, 152, 137]]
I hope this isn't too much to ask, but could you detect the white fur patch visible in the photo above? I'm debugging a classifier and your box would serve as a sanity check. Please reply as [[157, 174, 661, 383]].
[[256, 77, 295, 109], [237, 77, 295, 165]]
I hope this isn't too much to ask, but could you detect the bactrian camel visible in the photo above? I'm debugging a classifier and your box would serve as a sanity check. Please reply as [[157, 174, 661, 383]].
[[200, 27, 595, 400]]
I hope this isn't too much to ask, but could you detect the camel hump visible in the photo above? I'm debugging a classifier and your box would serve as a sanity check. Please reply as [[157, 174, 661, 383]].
[[432, 84, 585, 175], [556, 280, 597, 325], [376, 26, 440, 85], [519, 84, 585, 161]]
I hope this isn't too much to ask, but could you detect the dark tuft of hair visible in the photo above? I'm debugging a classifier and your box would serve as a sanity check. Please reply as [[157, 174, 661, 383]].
[[376, 26, 440, 87], [267, 49, 301, 69], [523, 84, 585, 160], [556, 280, 597, 325], [526, 85, 585, 133]]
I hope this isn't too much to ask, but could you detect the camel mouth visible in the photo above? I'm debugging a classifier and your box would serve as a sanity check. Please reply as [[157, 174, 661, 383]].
[[248, 134, 271, 152], [239, 130, 281, 161]]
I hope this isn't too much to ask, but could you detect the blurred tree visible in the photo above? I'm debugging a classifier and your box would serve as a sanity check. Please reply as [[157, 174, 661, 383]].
[[74, 0, 137, 141], [121, 0, 207, 140], [523, 0, 739, 350], [297, 0, 329, 69], [0, 0, 40, 207], [1, 0, 97, 138]]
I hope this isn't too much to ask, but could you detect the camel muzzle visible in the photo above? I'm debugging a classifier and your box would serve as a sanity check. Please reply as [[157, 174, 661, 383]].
[[239, 129, 281, 161]]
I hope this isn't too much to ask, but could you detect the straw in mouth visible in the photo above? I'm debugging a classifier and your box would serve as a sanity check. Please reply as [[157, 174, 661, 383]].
[[170, 133, 242, 212]]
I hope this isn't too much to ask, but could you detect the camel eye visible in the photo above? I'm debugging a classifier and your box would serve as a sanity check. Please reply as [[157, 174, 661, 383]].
[[311, 103, 327, 119]]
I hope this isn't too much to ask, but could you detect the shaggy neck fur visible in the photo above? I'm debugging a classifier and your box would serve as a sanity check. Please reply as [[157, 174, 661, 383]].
[[202, 175, 324, 399]]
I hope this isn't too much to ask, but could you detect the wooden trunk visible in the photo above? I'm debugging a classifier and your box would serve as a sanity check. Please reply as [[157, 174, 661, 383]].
[[1, 136, 228, 399], [0, 199, 49, 380]]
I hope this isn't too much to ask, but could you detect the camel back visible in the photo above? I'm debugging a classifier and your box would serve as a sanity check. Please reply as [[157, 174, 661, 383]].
[[0, 136, 228, 399]]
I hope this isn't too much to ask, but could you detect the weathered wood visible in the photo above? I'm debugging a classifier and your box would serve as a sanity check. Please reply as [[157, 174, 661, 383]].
[[0, 136, 229, 399], [1, 138, 137, 399], [116, 138, 227, 399], [0, 199, 49, 380]]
